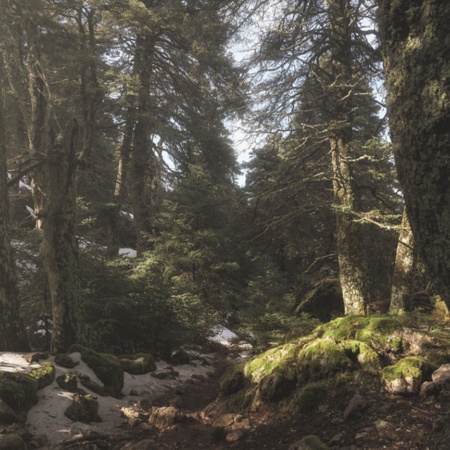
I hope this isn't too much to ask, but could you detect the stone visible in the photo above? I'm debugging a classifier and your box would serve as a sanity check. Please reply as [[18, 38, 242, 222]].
[[288, 435, 330, 450], [343, 393, 368, 421], [0, 399, 18, 424], [148, 406, 185, 429], [56, 373, 78, 392], [226, 429, 246, 442], [0, 433, 26, 450], [432, 364, 450, 385], [24, 353, 41, 364], [64, 393, 101, 423], [420, 381, 440, 397], [385, 376, 419, 395]]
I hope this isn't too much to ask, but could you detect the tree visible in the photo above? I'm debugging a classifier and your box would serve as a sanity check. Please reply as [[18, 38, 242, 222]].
[[379, 2, 450, 309], [248, 0, 391, 314], [0, 60, 29, 351]]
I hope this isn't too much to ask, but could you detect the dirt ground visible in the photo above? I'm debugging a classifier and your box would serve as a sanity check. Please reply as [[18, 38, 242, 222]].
[[49, 354, 450, 450]]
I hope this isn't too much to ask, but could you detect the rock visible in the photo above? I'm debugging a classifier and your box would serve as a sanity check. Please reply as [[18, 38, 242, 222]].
[[54, 353, 77, 368], [384, 376, 419, 395], [343, 392, 368, 421], [219, 363, 245, 396], [0, 433, 26, 449], [191, 373, 207, 382], [171, 349, 191, 365], [288, 435, 330, 450], [0, 399, 19, 424], [64, 393, 101, 423], [420, 381, 440, 396], [259, 372, 296, 402], [28, 434, 48, 449], [148, 406, 185, 429], [150, 371, 178, 380], [56, 373, 78, 392], [226, 429, 246, 442], [121, 439, 157, 450], [121, 406, 149, 427], [214, 414, 235, 428], [24, 353, 41, 364], [28, 362, 56, 390], [432, 364, 450, 385]]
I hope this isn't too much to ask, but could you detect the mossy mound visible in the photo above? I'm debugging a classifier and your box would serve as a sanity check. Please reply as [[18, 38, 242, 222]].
[[217, 313, 450, 414], [64, 393, 101, 423], [119, 353, 156, 374], [28, 362, 56, 390], [69, 345, 124, 397], [79, 376, 111, 397], [0, 372, 38, 411], [54, 353, 77, 368]]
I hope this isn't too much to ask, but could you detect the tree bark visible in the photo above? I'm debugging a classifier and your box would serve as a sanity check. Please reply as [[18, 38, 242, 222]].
[[329, 0, 370, 315], [0, 62, 29, 351], [390, 209, 415, 313], [379, 1, 450, 309], [41, 123, 85, 352]]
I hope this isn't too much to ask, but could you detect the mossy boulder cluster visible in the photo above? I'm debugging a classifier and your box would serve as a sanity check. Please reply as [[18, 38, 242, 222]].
[[219, 315, 450, 411]]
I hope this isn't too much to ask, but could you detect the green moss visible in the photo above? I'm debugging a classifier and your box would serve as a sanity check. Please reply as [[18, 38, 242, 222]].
[[69, 345, 124, 397], [220, 361, 246, 396], [342, 340, 381, 371], [119, 354, 156, 374], [79, 377, 111, 397], [244, 343, 298, 383], [318, 316, 402, 347], [302, 435, 330, 450], [28, 362, 55, 390], [295, 382, 328, 413], [54, 353, 77, 368], [298, 339, 353, 382], [0, 379, 25, 412], [382, 356, 428, 384]]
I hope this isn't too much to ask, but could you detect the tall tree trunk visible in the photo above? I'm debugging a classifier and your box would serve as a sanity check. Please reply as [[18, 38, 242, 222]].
[[41, 123, 85, 352], [379, 2, 450, 309], [25, 17, 47, 229], [390, 209, 415, 314], [129, 33, 159, 256], [329, 0, 370, 315], [0, 63, 29, 351]]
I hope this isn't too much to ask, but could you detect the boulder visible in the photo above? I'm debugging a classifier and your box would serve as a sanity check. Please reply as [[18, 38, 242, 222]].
[[0, 433, 26, 450], [0, 399, 18, 424], [56, 373, 78, 392], [64, 393, 101, 424]]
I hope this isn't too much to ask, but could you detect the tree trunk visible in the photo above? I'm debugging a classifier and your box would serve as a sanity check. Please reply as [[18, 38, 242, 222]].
[[0, 64, 29, 351], [329, 0, 370, 315], [129, 33, 159, 256], [41, 123, 85, 352], [379, 2, 450, 309], [390, 209, 415, 314]]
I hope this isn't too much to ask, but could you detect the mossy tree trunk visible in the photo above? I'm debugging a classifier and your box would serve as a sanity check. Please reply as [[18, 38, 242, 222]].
[[329, 0, 370, 315], [41, 123, 85, 353], [0, 64, 29, 351], [390, 209, 414, 313], [379, 1, 450, 309]]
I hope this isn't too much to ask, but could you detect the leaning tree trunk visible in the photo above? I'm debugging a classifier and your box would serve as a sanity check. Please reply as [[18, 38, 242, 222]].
[[328, 0, 370, 315], [0, 66, 29, 351], [41, 123, 85, 353], [379, 1, 450, 309]]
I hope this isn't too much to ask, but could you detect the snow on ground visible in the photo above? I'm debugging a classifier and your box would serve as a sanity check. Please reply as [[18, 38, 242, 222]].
[[209, 325, 239, 346], [0, 352, 216, 444], [118, 247, 137, 258]]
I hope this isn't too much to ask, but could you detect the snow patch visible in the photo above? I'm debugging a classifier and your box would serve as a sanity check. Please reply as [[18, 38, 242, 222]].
[[118, 247, 137, 258]]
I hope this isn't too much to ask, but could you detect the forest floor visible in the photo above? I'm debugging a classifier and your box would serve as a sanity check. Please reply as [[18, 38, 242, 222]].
[[49, 348, 450, 450]]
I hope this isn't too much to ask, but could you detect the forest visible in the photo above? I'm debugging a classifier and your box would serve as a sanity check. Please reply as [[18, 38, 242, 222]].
[[1, 1, 450, 449]]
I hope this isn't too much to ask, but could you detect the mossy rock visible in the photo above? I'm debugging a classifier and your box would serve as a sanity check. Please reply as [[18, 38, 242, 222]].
[[317, 315, 403, 345], [220, 362, 246, 396], [259, 371, 297, 403], [56, 373, 78, 392], [69, 345, 123, 397], [244, 343, 299, 383], [294, 382, 328, 414], [28, 362, 56, 390], [119, 353, 156, 374], [79, 376, 111, 397], [54, 353, 77, 368], [0, 432, 26, 449], [0, 398, 19, 424], [341, 340, 381, 372], [64, 393, 101, 423], [297, 339, 354, 383], [0, 372, 38, 411], [289, 434, 330, 450], [170, 349, 191, 365], [382, 356, 429, 395]]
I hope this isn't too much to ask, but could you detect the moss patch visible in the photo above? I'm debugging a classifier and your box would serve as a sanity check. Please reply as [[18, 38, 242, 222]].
[[220, 362, 246, 396], [28, 362, 55, 390], [0, 372, 38, 412], [69, 345, 124, 397], [295, 382, 328, 414], [119, 353, 156, 374]]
